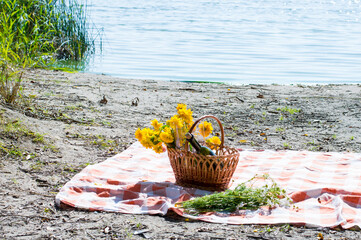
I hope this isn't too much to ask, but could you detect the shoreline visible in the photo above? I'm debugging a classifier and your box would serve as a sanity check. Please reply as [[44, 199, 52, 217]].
[[1, 68, 361, 239], [82, 70, 361, 86]]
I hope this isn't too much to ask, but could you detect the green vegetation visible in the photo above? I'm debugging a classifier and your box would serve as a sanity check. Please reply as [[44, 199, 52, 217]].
[[66, 132, 122, 153], [277, 106, 300, 115], [0, 64, 23, 104], [283, 142, 291, 149], [0, 114, 45, 143], [277, 106, 301, 123], [0, 0, 95, 63], [276, 127, 285, 132], [0, 0, 97, 104], [306, 140, 316, 145], [24, 104, 96, 125], [179, 174, 291, 214], [0, 141, 25, 158], [0, 110, 58, 159], [65, 103, 85, 111], [90, 135, 118, 150]]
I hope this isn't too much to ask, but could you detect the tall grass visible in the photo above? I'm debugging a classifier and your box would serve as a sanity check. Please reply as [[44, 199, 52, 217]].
[[0, 63, 22, 104], [0, 0, 97, 103], [0, 0, 95, 63]]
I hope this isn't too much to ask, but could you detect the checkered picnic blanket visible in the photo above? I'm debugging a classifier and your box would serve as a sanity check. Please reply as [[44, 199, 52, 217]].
[[55, 142, 361, 229]]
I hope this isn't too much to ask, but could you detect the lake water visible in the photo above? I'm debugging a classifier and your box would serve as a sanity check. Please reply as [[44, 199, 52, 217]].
[[86, 0, 361, 84]]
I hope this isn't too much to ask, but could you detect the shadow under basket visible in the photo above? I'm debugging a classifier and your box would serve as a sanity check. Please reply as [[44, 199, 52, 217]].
[[167, 115, 240, 192]]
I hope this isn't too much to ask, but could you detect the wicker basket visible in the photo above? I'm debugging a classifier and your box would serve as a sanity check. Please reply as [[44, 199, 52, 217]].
[[167, 115, 240, 191]]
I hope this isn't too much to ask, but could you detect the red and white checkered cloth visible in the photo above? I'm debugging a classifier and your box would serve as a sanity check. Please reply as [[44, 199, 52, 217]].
[[56, 142, 361, 229]]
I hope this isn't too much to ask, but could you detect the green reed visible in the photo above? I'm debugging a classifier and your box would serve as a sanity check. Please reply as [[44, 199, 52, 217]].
[[0, 0, 97, 103], [0, 0, 95, 63]]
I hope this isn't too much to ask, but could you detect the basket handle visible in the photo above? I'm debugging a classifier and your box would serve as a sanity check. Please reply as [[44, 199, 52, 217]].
[[186, 115, 225, 150]]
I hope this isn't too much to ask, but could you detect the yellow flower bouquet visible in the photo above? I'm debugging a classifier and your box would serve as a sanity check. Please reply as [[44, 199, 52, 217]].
[[134, 104, 221, 154]]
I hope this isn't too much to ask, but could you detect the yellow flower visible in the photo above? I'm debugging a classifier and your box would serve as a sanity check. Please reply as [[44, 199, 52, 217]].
[[135, 104, 195, 153], [139, 128, 155, 149], [153, 143, 164, 153], [142, 128, 154, 137], [176, 103, 187, 112], [160, 130, 174, 144], [141, 137, 153, 149], [135, 128, 143, 141], [207, 136, 221, 150], [199, 121, 213, 138], [176, 104, 193, 126], [151, 119, 163, 130], [167, 115, 183, 129], [178, 108, 193, 125]]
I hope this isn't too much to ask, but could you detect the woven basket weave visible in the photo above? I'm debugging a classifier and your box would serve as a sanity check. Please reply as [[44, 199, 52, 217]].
[[167, 115, 240, 191]]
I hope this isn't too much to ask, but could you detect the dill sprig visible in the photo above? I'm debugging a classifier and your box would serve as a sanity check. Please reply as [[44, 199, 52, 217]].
[[179, 174, 291, 214]]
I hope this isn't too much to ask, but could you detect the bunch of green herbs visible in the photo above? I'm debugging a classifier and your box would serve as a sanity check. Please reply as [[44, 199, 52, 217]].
[[180, 174, 292, 214]]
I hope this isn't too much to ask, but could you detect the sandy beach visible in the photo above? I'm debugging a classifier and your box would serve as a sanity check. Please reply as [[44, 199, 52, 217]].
[[1, 68, 361, 239]]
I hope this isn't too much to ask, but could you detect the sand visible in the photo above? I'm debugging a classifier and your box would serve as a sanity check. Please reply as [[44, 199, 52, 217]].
[[0, 68, 361, 239]]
